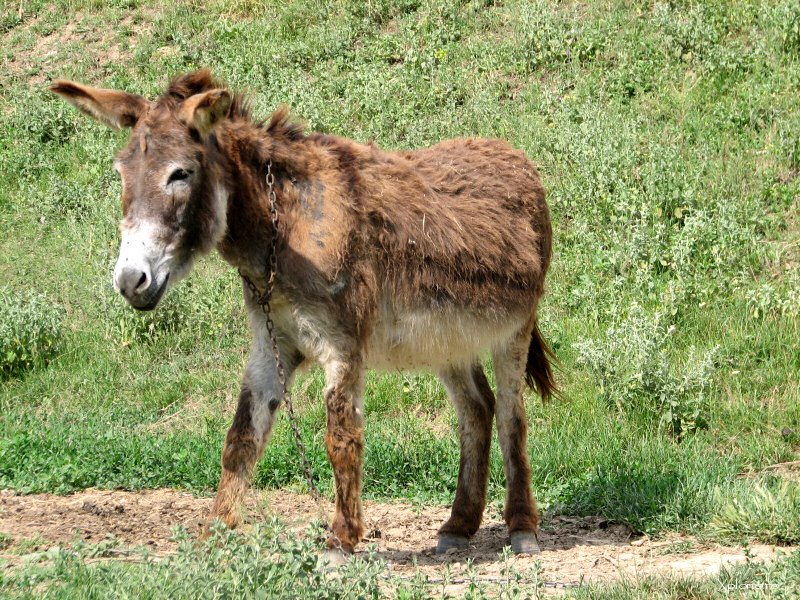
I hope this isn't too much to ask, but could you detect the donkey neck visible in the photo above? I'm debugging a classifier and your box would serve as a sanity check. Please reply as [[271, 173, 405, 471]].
[[210, 121, 314, 289]]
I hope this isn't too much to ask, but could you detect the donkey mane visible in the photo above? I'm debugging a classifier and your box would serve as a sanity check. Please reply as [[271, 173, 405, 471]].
[[159, 69, 252, 123], [264, 106, 307, 141], [162, 71, 308, 143]]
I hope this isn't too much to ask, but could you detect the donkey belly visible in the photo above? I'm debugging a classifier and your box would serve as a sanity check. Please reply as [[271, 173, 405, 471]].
[[365, 305, 527, 370]]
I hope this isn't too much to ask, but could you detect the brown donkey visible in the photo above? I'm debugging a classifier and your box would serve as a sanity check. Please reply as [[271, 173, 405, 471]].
[[51, 70, 555, 562]]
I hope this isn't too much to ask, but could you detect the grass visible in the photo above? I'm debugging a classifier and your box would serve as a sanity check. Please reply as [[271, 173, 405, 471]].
[[1, 522, 389, 599], [1, 0, 800, 594], [567, 550, 800, 600], [1, 524, 799, 599], [709, 479, 800, 545]]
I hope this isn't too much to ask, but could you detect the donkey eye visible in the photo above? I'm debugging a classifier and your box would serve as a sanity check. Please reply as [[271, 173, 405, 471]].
[[168, 168, 192, 184]]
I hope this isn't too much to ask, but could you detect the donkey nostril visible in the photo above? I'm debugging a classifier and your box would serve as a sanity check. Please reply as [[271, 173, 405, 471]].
[[118, 266, 149, 298]]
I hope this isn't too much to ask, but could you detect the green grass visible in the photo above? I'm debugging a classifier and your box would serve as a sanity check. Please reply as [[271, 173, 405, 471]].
[[2, 0, 800, 592], [0, 522, 389, 599], [567, 550, 800, 600], [1, 525, 799, 599]]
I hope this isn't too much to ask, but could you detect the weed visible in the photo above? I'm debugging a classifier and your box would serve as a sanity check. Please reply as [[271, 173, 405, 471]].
[[709, 480, 800, 545], [100, 271, 242, 347], [2, 521, 386, 599], [744, 273, 800, 320], [0, 288, 63, 380], [782, 3, 800, 55], [574, 306, 718, 438], [10, 535, 46, 556], [566, 550, 800, 599], [648, 540, 696, 556]]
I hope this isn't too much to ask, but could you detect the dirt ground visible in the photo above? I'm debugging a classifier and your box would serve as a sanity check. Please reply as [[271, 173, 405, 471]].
[[0, 488, 793, 591]]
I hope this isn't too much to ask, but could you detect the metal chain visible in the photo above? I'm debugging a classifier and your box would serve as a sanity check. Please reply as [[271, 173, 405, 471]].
[[239, 161, 320, 503], [239, 161, 344, 552]]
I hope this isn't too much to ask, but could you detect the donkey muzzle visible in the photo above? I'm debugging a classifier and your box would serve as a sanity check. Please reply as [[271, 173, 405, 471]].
[[116, 266, 169, 311]]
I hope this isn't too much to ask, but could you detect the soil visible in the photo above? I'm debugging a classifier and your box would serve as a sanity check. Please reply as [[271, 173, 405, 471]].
[[0, 488, 793, 592]]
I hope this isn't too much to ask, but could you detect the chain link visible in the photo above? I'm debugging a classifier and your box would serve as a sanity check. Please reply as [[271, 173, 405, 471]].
[[239, 161, 343, 552]]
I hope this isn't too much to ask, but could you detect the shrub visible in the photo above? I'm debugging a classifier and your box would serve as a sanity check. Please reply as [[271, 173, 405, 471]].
[[0, 288, 63, 380], [574, 306, 718, 438]]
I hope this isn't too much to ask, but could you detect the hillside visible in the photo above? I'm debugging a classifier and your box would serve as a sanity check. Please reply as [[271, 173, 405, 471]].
[[1, 0, 799, 597]]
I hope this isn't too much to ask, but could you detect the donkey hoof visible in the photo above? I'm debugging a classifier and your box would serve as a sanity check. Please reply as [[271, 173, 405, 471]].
[[509, 531, 540, 555], [318, 547, 351, 570], [436, 533, 469, 554]]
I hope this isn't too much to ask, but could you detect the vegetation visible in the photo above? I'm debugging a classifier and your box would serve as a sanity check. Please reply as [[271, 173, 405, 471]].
[[0, 288, 63, 380], [1, 0, 799, 595], [568, 550, 800, 600], [1, 522, 387, 599], [1, 524, 799, 599]]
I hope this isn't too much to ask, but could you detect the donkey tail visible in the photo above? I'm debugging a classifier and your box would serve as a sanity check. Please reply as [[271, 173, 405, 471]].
[[525, 321, 557, 400]]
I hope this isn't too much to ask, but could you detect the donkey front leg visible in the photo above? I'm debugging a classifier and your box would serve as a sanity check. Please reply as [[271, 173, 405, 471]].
[[322, 356, 365, 559], [207, 339, 302, 533]]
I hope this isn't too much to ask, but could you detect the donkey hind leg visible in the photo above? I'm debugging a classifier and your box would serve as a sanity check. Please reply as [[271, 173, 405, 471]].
[[492, 328, 541, 554], [322, 356, 366, 563], [207, 344, 301, 533], [436, 364, 496, 554]]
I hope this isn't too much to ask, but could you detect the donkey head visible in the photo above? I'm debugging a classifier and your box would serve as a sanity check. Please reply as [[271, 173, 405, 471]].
[[50, 71, 231, 310]]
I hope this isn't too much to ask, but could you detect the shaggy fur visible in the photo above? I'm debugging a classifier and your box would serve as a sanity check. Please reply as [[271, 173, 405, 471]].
[[51, 70, 556, 554]]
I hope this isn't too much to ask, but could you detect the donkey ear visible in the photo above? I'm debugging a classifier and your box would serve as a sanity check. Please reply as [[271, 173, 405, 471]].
[[49, 80, 152, 129], [178, 89, 231, 137]]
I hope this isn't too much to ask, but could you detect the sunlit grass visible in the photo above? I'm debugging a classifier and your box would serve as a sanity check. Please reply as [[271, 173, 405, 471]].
[[1, 0, 799, 555]]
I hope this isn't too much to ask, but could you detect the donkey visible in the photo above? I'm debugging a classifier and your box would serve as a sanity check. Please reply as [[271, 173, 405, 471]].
[[51, 70, 555, 562]]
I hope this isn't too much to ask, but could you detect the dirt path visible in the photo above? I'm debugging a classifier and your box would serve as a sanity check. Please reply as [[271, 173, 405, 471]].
[[0, 488, 792, 590]]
